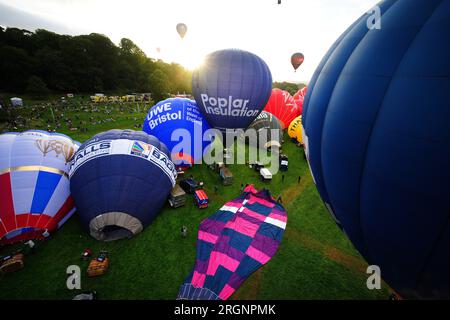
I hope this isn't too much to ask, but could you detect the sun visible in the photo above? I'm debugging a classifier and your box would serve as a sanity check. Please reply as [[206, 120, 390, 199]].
[[178, 48, 205, 71]]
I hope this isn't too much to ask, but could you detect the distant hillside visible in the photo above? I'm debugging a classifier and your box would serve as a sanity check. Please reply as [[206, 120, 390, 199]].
[[273, 81, 307, 95], [0, 27, 192, 101]]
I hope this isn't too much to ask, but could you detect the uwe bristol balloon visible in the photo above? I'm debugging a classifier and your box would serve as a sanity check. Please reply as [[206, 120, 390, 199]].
[[192, 49, 272, 133], [142, 98, 212, 169], [302, 0, 450, 299]]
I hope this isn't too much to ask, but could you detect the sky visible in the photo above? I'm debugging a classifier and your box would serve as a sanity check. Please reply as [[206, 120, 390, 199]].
[[0, 0, 380, 83]]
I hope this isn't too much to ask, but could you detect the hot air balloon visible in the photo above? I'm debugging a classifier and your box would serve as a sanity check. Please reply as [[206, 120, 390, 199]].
[[293, 86, 308, 102], [178, 185, 286, 300], [176, 23, 187, 39], [242, 111, 283, 149], [192, 49, 272, 138], [291, 53, 304, 72], [302, 0, 450, 299], [292, 87, 307, 115], [142, 98, 212, 169], [287, 116, 303, 144], [263, 89, 300, 129], [69, 129, 177, 241], [0, 130, 79, 245]]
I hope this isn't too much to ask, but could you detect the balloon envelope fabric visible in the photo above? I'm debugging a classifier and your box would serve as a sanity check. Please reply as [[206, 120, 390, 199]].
[[142, 98, 212, 168], [263, 89, 300, 129], [0, 130, 79, 244], [288, 116, 303, 144], [192, 49, 272, 132], [302, 0, 450, 298], [178, 185, 287, 300], [245, 111, 283, 149], [69, 129, 177, 241]]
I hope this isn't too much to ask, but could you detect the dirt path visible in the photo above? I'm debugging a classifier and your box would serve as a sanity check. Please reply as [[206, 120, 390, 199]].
[[282, 173, 312, 205], [285, 227, 368, 274]]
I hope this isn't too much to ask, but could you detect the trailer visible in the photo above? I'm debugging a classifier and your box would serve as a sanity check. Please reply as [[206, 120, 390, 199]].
[[220, 167, 234, 186], [168, 184, 187, 208], [260, 168, 273, 181], [194, 189, 209, 209]]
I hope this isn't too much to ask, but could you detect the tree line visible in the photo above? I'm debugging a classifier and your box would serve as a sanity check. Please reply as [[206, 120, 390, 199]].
[[0, 27, 192, 101], [0, 26, 306, 101]]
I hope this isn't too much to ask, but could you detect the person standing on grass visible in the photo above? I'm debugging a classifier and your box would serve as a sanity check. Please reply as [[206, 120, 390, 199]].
[[25, 240, 36, 254], [181, 226, 188, 238], [277, 194, 283, 204], [298, 175, 301, 184]]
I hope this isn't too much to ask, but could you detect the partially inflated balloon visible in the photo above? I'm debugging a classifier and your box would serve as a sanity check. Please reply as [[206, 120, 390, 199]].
[[288, 116, 303, 144], [176, 23, 187, 39], [292, 86, 307, 116], [245, 111, 283, 149], [0, 130, 79, 245], [302, 0, 450, 298], [291, 53, 304, 71], [263, 89, 300, 129], [192, 49, 272, 132], [142, 98, 212, 168], [70, 130, 176, 241], [293, 86, 307, 102]]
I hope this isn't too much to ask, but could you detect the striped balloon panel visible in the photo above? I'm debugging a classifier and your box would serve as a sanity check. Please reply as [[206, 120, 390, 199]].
[[0, 131, 79, 244]]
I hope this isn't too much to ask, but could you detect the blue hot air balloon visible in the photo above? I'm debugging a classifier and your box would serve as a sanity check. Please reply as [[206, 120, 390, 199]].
[[302, 0, 450, 298], [142, 98, 212, 168], [0, 130, 79, 245], [69, 129, 177, 241], [192, 49, 272, 133]]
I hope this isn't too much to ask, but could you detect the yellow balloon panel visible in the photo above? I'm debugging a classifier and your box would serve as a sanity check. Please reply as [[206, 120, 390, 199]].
[[288, 116, 303, 144]]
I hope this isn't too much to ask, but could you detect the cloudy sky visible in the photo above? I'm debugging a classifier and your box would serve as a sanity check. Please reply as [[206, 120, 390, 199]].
[[0, 0, 380, 83]]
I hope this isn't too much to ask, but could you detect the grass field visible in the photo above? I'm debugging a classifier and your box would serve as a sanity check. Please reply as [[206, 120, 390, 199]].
[[0, 98, 391, 299]]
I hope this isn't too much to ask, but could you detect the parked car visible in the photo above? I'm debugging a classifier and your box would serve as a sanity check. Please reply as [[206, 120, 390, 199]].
[[279, 154, 288, 172], [252, 161, 265, 172], [260, 168, 273, 181], [179, 178, 203, 194], [194, 189, 209, 209]]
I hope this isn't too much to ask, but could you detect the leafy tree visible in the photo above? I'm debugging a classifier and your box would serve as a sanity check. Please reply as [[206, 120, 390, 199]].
[[0, 45, 36, 91], [0, 27, 194, 98], [25, 75, 50, 98], [273, 81, 306, 95], [149, 69, 170, 101]]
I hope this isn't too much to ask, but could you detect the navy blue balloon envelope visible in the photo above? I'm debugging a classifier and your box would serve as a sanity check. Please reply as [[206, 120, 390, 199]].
[[69, 129, 177, 241], [142, 98, 212, 168], [302, 0, 450, 298], [192, 49, 273, 133]]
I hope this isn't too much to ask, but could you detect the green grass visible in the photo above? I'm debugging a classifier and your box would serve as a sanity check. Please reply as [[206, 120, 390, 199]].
[[0, 100, 391, 299]]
